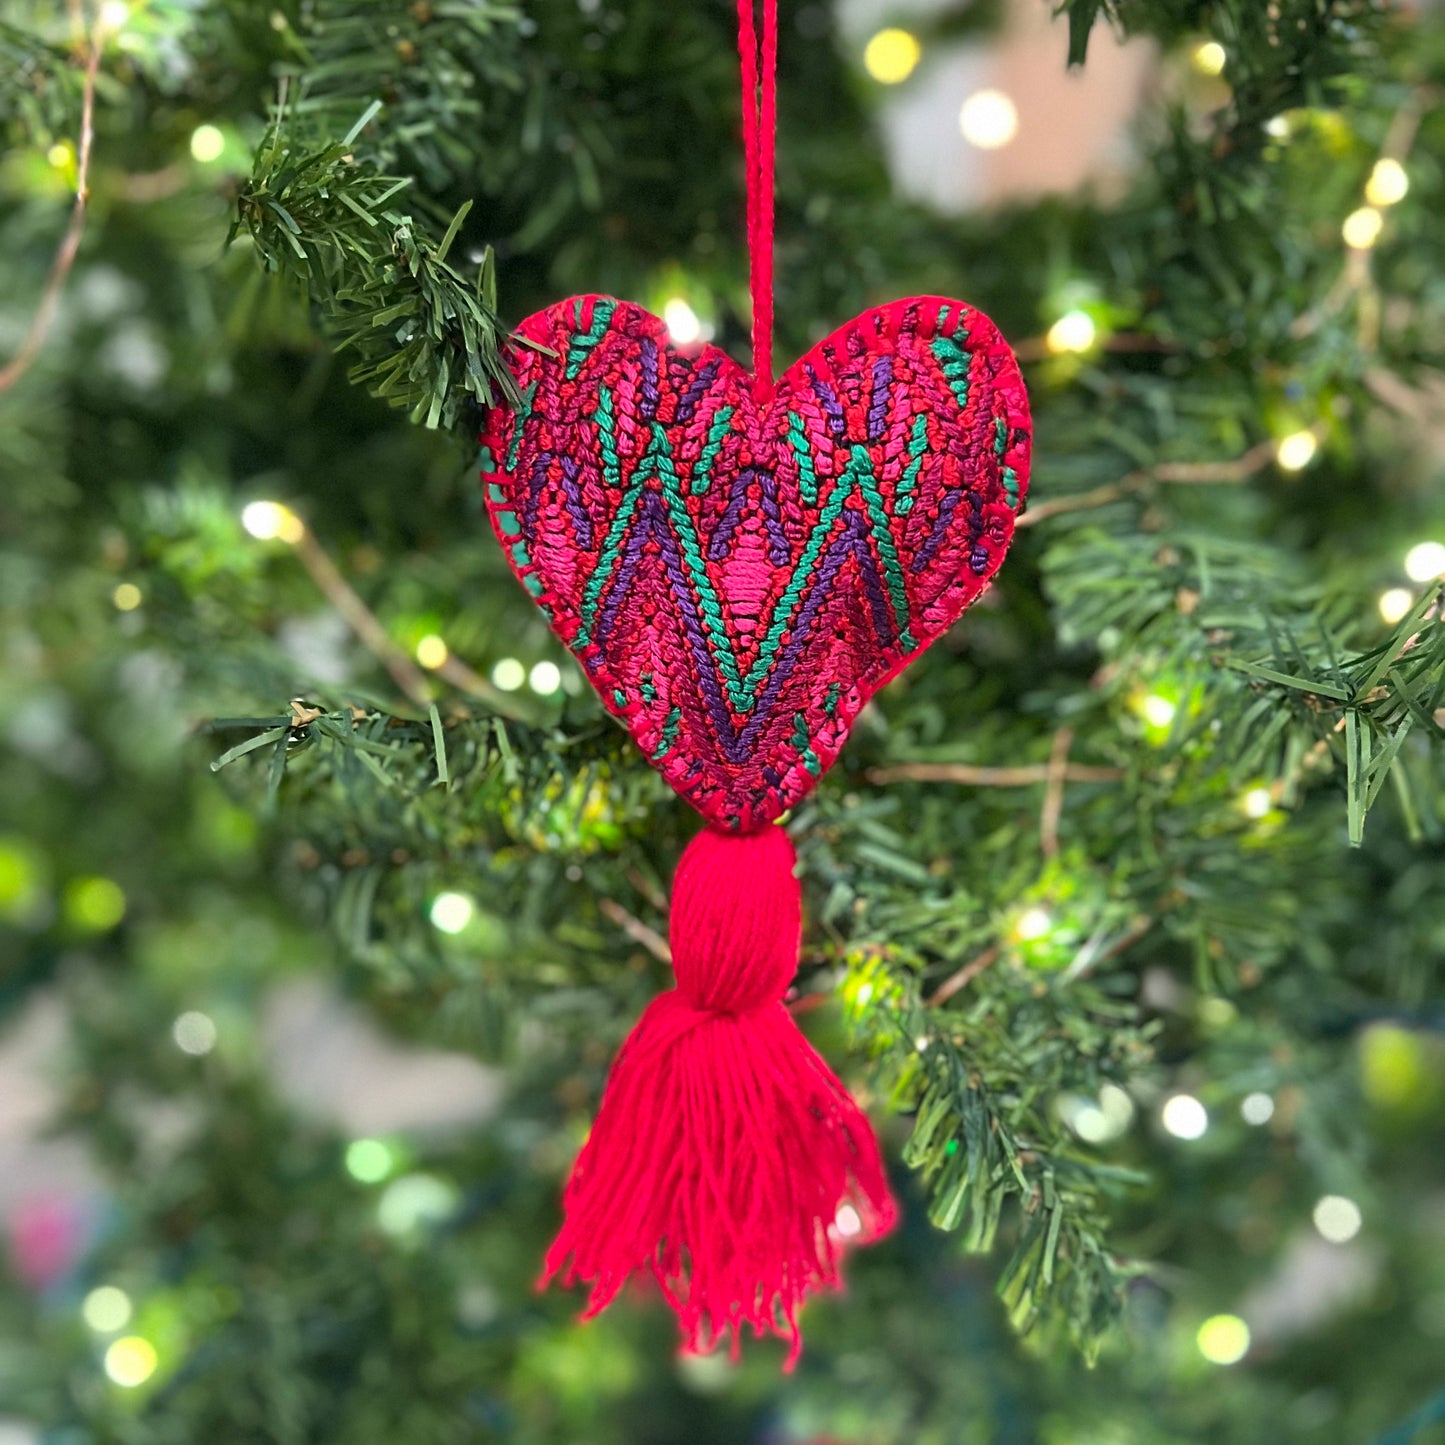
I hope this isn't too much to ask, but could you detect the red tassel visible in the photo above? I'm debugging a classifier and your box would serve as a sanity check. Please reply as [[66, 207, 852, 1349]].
[[541, 824, 897, 1368]]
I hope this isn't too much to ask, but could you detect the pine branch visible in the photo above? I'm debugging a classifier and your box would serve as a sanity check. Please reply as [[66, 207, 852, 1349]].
[[234, 110, 520, 426]]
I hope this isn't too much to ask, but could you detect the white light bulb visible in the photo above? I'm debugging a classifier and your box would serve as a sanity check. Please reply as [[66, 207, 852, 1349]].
[[1046, 310, 1097, 355], [1240, 1092, 1275, 1125], [429, 892, 474, 934], [529, 660, 562, 695], [172, 1011, 217, 1056], [1365, 158, 1408, 208], [1342, 206, 1384, 250], [959, 90, 1018, 150], [1014, 906, 1052, 942], [1403, 541, 1445, 582], [663, 297, 702, 346], [1378, 588, 1413, 626], [491, 657, 525, 692], [1162, 1093, 1208, 1140], [1275, 431, 1318, 472], [1313, 1194, 1362, 1243]]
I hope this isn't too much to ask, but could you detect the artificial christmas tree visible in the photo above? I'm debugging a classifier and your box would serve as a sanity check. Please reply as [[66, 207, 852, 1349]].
[[1, 0, 1443, 1440]]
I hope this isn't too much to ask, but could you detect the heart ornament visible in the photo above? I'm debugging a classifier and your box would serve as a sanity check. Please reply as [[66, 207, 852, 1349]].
[[480, 294, 1031, 830]]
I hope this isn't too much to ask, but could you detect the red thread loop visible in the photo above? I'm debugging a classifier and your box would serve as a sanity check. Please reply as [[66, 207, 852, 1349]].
[[737, 0, 776, 401], [541, 824, 897, 1367]]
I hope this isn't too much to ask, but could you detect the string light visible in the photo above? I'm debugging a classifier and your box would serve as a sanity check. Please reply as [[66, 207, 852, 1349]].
[[863, 28, 921, 85], [529, 660, 562, 695], [1161, 1093, 1208, 1139], [1275, 431, 1317, 472], [429, 892, 474, 934], [1192, 41, 1227, 76], [1403, 541, 1445, 582], [1014, 906, 1053, 942], [1365, 158, 1408, 207], [377, 1173, 458, 1235], [1139, 693, 1177, 729], [1240, 786, 1274, 820], [491, 657, 525, 691], [663, 297, 702, 346], [98, 0, 131, 32], [189, 125, 224, 163], [959, 90, 1018, 150], [415, 634, 448, 669], [1196, 1314, 1250, 1365], [833, 1204, 863, 1238], [1069, 1083, 1135, 1143], [240, 500, 304, 543], [345, 1138, 394, 1183], [172, 1010, 217, 1056], [104, 1336, 157, 1387], [65, 876, 126, 931], [1313, 1194, 1362, 1243], [1241, 1092, 1275, 1125], [1378, 588, 1412, 626], [1341, 206, 1384, 251], [82, 1286, 133, 1333], [1046, 310, 1097, 355], [112, 582, 142, 611]]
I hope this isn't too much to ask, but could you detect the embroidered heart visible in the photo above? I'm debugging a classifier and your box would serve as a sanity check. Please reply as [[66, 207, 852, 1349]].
[[480, 295, 1030, 832]]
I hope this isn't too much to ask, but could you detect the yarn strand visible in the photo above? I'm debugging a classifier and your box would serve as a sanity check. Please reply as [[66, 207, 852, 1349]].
[[541, 825, 897, 1367]]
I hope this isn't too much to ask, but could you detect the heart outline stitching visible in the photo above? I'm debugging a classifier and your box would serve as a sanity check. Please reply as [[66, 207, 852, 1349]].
[[481, 294, 1031, 831]]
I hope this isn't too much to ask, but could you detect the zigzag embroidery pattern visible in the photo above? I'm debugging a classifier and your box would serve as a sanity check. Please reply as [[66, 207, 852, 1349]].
[[480, 295, 1031, 831]]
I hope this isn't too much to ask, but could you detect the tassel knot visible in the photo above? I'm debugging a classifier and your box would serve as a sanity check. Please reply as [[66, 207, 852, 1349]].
[[669, 823, 798, 1012], [542, 823, 897, 1367]]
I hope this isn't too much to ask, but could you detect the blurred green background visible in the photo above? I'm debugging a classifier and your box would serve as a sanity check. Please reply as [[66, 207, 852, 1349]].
[[1, 0, 1444, 1441]]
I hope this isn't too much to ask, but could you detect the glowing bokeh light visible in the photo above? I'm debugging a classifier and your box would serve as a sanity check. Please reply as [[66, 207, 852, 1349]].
[[1313, 1194, 1362, 1243], [415, 634, 448, 669], [1140, 693, 1177, 730], [1365, 158, 1408, 207], [1240, 1092, 1275, 1125], [1162, 1093, 1209, 1140], [98, 1, 131, 33], [65, 876, 126, 931], [189, 125, 225, 163], [529, 660, 562, 695], [491, 657, 525, 692], [959, 90, 1018, 150], [1192, 41, 1227, 76], [82, 1286, 133, 1333], [1240, 787, 1274, 820], [833, 1204, 863, 1238], [377, 1173, 458, 1235], [1378, 588, 1412, 626], [1275, 431, 1318, 472], [1046, 310, 1097, 355], [1014, 906, 1053, 942], [1342, 206, 1384, 250], [240, 500, 303, 543], [172, 1010, 217, 1056], [863, 28, 921, 85], [663, 297, 702, 346], [104, 1336, 157, 1387], [1197, 1314, 1250, 1364], [1403, 541, 1445, 582], [346, 1138, 394, 1183], [429, 892, 474, 934]]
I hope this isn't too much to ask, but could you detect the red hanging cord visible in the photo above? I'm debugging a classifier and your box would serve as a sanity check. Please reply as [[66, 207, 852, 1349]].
[[737, 0, 777, 399]]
